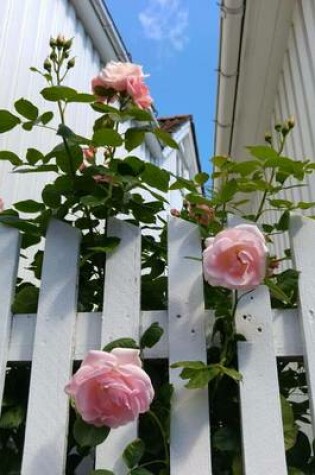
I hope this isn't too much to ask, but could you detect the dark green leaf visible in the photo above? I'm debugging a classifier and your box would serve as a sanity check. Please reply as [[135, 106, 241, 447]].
[[42, 184, 61, 208], [14, 98, 38, 120], [14, 200, 45, 213], [140, 322, 164, 349], [154, 128, 178, 149], [0, 150, 23, 166], [26, 148, 45, 165], [12, 285, 39, 313], [277, 210, 290, 231], [125, 128, 146, 151], [0, 110, 21, 133], [39, 111, 54, 125], [89, 471, 115, 475], [123, 438, 145, 469], [141, 163, 170, 192], [170, 360, 206, 369], [103, 338, 139, 352], [73, 416, 110, 447], [67, 93, 95, 103], [130, 469, 153, 475], [93, 128, 123, 147], [41, 86, 77, 101]]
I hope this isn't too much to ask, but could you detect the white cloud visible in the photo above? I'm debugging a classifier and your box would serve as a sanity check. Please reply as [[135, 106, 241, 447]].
[[138, 0, 189, 52]]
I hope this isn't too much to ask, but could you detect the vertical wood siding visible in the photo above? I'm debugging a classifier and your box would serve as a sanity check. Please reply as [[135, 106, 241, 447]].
[[265, 0, 315, 260], [0, 0, 101, 207]]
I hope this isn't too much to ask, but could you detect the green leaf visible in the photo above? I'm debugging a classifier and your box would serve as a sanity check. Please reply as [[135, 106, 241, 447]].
[[169, 176, 197, 192], [92, 128, 123, 147], [14, 200, 45, 213], [41, 85, 77, 101], [26, 148, 45, 165], [0, 405, 25, 429], [247, 145, 279, 161], [12, 285, 39, 313], [170, 360, 206, 369], [281, 395, 298, 451], [264, 279, 291, 304], [218, 365, 242, 382], [0, 150, 23, 166], [140, 322, 164, 349], [141, 163, 170, 192], [277, 210, 290, 231], [14, 98, 38, 120], [42, 184, 61, 208], [213, 427, 239, 451], [103, 338, 139, 352], [89, 471, 115, 475], [154, 127, 178, 149], [67, 93, 95, 103], [125, 128, 146, 151], [184, 366, 220, 389], [124, 106, 153, 122], [288, 469, 305, 475], [73, 416, 110, 447], [13, 164, 59, 173], [88, 237, 121, 253], [215, 179, 237, 204], [0, 110, 21, 133], [123, 438, 145, 469], [194, 172, 209, 185], [130, 469, 153, 475], [118, 156, 146, 176], [39, 111, 54, 125]]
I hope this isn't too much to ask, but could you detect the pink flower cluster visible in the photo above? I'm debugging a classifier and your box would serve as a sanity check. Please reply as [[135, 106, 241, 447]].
[[92, 61, 153, 109], [65, 348, 154, 428], [203, 224, 268, 291]]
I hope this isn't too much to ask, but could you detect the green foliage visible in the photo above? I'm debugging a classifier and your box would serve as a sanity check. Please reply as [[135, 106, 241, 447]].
[[103, 338, 139, 352], [0, 110, 21, 133], [123, 438, 145, 468], [73, 416, 110, 448], [140, 322, 164, 349]]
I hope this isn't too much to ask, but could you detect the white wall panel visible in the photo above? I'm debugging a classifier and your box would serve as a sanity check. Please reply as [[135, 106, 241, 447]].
[[0, 0, 101, 207]]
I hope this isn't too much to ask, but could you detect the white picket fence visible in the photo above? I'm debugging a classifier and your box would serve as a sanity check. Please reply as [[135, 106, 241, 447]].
[[0, 214, 314, 475]]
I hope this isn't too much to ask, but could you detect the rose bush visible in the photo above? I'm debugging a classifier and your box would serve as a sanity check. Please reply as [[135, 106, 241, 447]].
[[202, 224, 268, 290], [65, 348, 154, 428]]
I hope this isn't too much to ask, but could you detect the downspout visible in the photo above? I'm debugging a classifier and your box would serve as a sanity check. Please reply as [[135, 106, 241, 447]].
[[214, 0, 246, 157]]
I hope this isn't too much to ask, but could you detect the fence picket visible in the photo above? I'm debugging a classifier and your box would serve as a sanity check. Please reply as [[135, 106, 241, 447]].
[[236, 286, 287, 475], [21, 220, 81, 475], [290, 214, 315, 434], [0, 223, 20, 412], [168, 217, 212, 475], [95, 218, 141, 473]]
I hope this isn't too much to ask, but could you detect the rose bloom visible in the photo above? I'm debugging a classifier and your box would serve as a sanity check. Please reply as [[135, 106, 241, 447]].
[[92, 61, 145, 93], [65, 348, 154, 428], [126, 77, 153, 109], [203, 224, 268, 290]]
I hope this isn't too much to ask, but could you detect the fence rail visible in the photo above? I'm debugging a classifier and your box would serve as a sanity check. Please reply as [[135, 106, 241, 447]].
[[0, 215, 314, 474]]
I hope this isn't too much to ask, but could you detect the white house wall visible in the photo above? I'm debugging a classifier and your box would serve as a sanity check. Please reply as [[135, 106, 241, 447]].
[[0, 0, 102, 207], [265, 0, 315, 259]]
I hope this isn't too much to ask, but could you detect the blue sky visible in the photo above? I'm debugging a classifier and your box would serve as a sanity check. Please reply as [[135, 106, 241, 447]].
[[105, 0, 220, 173]]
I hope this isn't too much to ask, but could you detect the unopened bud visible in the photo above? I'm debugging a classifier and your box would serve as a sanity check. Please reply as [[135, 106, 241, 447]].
[[63, 51, 70, 59], [49, 36, 57, 48], [50, 51, 57, 62], [274, 123, 282, 132], [67, 57, 75, 69], [56, 34, 65, 49], [288, 116, 295, 129], [264, 132, 272, 144], [64, 38, 73, 50], [282, 124, 290, 136], [43, 58, 51, 72]]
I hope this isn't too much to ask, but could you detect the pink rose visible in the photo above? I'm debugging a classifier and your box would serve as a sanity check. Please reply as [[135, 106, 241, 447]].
[[65, 348, 154, 428], [203, 224, 268, 290], [126, 77, 153, 109], [92, 61, 145, 93]]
